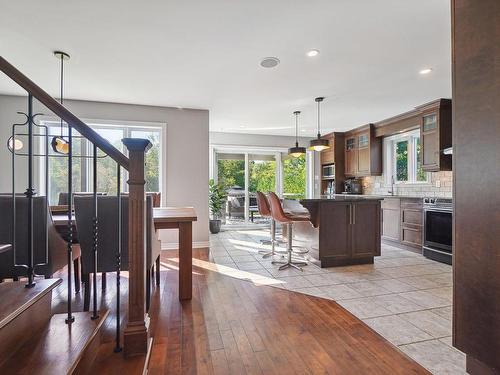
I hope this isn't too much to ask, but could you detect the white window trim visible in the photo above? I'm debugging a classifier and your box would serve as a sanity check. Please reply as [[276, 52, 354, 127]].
[[384, 129, 430, 186], [38, 117, 165, 204]]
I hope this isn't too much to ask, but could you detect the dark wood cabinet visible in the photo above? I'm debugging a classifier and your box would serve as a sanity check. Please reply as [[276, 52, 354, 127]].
[[319, 132, 345, 194], [381, 198, 401, 242], [351, 201, 381, 257], [319, 202, 351, 261], [419, 100, 452, 172], [296, 199, 382, 267], [344, 124, 382, 177]]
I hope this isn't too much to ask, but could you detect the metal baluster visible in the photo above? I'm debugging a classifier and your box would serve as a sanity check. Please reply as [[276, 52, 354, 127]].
[[91, 143, 99, 320], [114, 164, 122, 353], [25, 94, 36, 288], [65, 118, 75, 324]]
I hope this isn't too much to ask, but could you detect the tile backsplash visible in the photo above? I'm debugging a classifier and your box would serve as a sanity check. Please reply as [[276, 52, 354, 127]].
[[362, 171, 453, 198]]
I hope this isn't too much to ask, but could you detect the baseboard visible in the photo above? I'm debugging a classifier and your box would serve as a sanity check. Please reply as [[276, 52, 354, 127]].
[[161, 241, 210, 250]]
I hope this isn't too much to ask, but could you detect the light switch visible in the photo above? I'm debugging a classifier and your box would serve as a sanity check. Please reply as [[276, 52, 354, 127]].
[[435, 180, 441, 188]]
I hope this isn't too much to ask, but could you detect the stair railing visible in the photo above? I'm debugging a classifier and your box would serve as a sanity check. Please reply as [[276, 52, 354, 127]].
[[0, 56, 151, 357]]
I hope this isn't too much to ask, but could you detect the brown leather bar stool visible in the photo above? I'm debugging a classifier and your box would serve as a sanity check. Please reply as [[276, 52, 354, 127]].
[[255, 192, 285, 259], [267, 192, 309, 271]]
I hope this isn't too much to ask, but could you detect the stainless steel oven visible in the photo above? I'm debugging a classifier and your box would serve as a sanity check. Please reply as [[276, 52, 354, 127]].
[[423, 197, 452, 264]]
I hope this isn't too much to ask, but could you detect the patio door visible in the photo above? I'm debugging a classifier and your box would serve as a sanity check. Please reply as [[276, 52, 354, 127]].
[[215, 151, 280, 226]]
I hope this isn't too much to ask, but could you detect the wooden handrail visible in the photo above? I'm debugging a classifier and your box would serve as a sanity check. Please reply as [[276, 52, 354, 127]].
[[0, 56, 130, 170]]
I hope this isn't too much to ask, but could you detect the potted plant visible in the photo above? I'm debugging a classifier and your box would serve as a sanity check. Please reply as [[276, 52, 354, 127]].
[[209, 179, 227, 234]]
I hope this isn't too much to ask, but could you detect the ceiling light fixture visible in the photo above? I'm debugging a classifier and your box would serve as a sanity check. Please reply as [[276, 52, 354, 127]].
[[309, 97, 330, 151], [288, 111, 306, 158], [260, 57, 280, 68], [307, 49, 320, 57], [419, 68, 433, 75], [51, 51, 70, 154]]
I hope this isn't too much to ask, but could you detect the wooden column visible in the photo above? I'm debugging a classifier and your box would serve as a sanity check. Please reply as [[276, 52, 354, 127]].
[[122, 138, 152, 357], [452, 0, 500, 373]]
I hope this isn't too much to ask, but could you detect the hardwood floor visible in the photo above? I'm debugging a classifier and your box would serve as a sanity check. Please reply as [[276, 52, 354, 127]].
[[50, 248, 429, 374]]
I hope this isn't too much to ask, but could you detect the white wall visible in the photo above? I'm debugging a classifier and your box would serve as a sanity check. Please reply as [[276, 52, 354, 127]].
[[0, 95, 209, 247]]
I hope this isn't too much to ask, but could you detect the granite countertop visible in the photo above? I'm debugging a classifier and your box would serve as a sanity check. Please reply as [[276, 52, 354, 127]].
[[303, 195, 384, 202]]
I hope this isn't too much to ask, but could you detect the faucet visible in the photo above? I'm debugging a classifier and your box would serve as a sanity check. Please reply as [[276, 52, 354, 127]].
[[388, 175, 395, 196]]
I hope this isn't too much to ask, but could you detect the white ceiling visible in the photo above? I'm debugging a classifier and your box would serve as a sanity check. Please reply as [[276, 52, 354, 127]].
[[0, 0, 451, 136]]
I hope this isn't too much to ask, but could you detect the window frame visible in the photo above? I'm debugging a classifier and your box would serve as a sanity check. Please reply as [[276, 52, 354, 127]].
[[384, 129, 429, 186], [39, 118, 164, 204]]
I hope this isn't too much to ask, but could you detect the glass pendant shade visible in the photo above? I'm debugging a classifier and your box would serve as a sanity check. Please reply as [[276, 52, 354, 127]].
[[309, 136, 330, 152], [7, 136, 24, 152], [288, 110, 306, 158], [289, 142, 306, 158], [309, 96, 330, 151], [51, 136, 69, 154]]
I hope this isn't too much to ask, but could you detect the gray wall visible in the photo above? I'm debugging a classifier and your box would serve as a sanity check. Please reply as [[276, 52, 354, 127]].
[[0, 95, 209, 246], [210, 131, 311, 148]]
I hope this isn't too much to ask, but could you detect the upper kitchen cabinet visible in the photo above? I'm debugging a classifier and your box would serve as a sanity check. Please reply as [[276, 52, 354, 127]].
[[320, 133, 335, 165], [419, 99, 452, 172], [319, 132, 346, 194], [344, 124, 382, 177]]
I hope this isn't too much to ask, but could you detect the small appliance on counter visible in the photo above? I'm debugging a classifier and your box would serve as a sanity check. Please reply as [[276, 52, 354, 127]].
[[324, 180, 335, 196], [343, 178, 362, 194]]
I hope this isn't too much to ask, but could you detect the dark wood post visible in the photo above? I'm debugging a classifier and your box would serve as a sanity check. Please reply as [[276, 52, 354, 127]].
[[122, 138, 152, 357]]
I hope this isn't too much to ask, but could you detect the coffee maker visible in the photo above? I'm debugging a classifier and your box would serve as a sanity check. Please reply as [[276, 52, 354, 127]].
[[344, 178, 362, 194]]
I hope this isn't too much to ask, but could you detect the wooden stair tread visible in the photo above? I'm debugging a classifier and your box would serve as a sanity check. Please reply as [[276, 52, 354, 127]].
[[0, 278, 62, 330], [0, 310, 109, 375]]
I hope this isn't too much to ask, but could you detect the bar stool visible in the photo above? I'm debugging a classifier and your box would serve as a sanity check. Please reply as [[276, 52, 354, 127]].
[[256, 192, 285, 259], [267, 192, 309, 271]]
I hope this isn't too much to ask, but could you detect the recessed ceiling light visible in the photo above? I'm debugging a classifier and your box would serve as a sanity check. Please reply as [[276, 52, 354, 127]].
[[419, 68, 433, 75], [307, 49, 320, 57], [260, 57, 280, 68]]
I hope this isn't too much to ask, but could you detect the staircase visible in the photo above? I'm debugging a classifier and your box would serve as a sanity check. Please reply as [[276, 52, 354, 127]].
[[0, 55, 153, 372], [0, 279, 109, 374]]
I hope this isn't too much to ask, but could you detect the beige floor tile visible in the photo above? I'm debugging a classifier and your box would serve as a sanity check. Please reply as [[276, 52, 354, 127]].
[[345, 281, 393, 297], [275, 275, 313, 290], [318, 284, 364, 300], [236, 261, 266, 271], [399, 339, 467, 375], [398, 290, 451, 309], [370, 294, 425, 314], [430, 306, 452, 321], [337, 297, 392, 319], [304, 273, 344, 287], [400, 310, 452, 338], [363, 315, 433, 345], [372, 278, 417, 293], [291, 286, 330, 298], [398, 275, 443, 290], [426, 286, 453, 303]]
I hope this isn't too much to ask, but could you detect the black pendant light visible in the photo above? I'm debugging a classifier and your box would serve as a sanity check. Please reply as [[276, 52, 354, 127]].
[[309, 96, 330, 151], [288, 111, 306, 158], [51, 51, 70, 154]]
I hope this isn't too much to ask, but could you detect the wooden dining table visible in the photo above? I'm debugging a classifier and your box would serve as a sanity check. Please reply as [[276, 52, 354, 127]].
[[52, 206, 197, 301]]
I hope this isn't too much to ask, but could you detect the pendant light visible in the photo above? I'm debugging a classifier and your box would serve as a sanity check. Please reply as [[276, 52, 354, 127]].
[[288, 111, 306, 158], [51, 51, 70, 154], [7, 136, 24, 152], [309, 96, 330, 151]]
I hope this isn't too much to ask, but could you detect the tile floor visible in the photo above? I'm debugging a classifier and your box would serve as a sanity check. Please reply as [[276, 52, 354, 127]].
[[208, 229, 466, 375]]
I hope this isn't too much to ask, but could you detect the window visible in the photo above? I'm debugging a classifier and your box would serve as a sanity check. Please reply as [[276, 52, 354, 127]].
[[42, 121, 162, 205], [386, 130, 427, 184], [282, 154, 306, 199]]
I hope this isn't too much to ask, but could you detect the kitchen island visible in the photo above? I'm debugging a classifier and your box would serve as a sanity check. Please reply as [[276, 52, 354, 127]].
[[294, 196, 383, 268]]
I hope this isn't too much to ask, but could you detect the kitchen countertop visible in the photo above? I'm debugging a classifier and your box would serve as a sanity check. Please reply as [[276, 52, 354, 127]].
[[304, 195, 384, 202]]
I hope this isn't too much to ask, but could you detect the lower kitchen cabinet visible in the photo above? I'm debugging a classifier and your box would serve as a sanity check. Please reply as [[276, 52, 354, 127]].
[[381, 197, 423, 251]]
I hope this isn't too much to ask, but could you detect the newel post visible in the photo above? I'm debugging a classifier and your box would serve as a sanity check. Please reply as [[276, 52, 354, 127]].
[[122, 138, 152, 357]]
